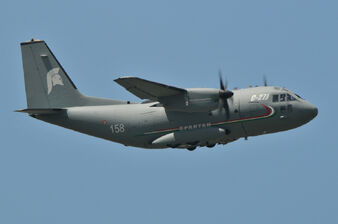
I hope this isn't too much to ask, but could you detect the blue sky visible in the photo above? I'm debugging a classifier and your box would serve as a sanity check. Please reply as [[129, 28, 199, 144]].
[[1, 0, 337, 223]]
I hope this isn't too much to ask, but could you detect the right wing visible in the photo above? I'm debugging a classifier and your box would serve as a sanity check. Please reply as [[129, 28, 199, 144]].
[[114, 77, 186, 101]]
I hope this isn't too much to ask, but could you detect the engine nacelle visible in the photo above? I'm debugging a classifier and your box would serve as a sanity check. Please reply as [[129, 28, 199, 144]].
[[152, 127, 226, 147], [161, 88, 220, 112]]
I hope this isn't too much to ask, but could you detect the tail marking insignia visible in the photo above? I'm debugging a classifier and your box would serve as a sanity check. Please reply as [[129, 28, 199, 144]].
[[47, 68, 64, 94]]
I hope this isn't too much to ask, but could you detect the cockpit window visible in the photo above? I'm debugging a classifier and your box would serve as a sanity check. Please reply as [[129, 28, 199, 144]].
[[280, 94, 286, 102], [295, 94, 303, 99], [287, 94, 296, 101], [273, 94, 279, 102], [272, 93, 299, 103]]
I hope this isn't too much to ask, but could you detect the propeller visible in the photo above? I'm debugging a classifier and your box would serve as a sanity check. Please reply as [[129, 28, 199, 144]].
[[218, 70, 233, 119], [263, 74, 267, 86]]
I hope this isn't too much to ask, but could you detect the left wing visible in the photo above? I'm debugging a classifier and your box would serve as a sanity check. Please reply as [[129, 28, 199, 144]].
[[114, 77, 186, 101]]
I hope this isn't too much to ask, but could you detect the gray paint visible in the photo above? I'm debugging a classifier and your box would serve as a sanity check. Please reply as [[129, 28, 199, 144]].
[[17, 40, 318, 150]]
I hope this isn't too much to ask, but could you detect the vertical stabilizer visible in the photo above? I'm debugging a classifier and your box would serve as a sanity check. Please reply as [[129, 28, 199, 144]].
[[21, 39, 127, 108], [21, 39, 85, 108]]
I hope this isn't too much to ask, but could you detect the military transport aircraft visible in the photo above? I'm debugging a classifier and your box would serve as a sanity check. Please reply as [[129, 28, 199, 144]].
[[17, 39, 318, 150]]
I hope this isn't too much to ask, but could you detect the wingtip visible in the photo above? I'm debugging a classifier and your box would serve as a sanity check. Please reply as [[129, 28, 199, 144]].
[[114, 76, 137, 82]]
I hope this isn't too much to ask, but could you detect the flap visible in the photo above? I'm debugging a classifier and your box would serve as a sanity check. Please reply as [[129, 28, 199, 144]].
[[114, 77, 186, 101]]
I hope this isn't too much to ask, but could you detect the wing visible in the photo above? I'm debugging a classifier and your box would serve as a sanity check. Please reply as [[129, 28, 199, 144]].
[[114, 76, 186, 101]]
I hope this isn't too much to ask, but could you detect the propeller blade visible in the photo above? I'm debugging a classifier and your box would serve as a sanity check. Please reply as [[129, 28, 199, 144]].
[[219, 69, 229, 90], [263, 75, 267, 86], [219, 70, 225, 90], [217, 70, 233, 120], [224, 99, 230, 119]]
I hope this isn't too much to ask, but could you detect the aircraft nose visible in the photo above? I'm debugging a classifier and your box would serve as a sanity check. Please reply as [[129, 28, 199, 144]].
[[304, 102, 318, 121], [313, 106, 318, 118]]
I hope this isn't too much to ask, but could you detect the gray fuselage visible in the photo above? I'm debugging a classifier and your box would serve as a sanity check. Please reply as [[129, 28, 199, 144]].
[[35, 86, 317, 149]]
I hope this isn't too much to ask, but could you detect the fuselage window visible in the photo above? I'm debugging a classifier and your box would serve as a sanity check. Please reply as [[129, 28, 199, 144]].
[[273, 94, 279, 102], [287, 94, 296, 101], [280, 94, 286, 102], [280, 105, 286, 112], [287, 104, 293, 112]]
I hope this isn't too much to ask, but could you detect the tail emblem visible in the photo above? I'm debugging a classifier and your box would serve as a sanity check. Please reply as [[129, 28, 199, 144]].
[[47, 68, 64, 94]]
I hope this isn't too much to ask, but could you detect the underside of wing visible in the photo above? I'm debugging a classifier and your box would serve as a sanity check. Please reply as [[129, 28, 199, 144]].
[[114, 77, 186, 101], [15, 108, 65, 115]]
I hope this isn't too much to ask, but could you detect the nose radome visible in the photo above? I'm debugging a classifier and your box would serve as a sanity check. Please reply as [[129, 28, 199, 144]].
[[306, 103, 318, 120], [313, 106, 318, 118]]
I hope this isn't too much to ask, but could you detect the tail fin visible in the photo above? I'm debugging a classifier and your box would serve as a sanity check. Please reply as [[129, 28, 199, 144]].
[[21, 39, 127, 109], [21, 39, 87, 108]]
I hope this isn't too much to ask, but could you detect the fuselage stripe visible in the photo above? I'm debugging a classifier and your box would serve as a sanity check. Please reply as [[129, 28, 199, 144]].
[[143, 105, 275, 135]]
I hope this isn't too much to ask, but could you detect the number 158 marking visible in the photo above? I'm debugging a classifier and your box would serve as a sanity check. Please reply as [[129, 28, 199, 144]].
[[110, 124, 125, 134]]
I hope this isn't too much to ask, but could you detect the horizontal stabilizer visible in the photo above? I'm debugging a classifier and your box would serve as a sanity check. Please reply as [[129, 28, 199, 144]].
[[15, 108, 65, 115]]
